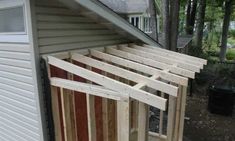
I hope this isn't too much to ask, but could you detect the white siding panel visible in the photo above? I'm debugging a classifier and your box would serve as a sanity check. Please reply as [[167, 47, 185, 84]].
[[36, 3, 129, 54], [0, 43, 42, 141], [0, 70, 33, 84], [0, 51, 31, 60], [0, 58, 32, 69], [0, 64, 33, 76], [0, 119, 39, 141], [38, 29, 116, 38], [40, 39, 128, 53]]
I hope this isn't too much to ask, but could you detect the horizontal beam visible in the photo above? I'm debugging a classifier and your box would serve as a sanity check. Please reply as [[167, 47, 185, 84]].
[[120, 46, 200, 73], [143, 44, 207, 65], [106, 48, 195, 79], [47, 56, 167, 110], [90, 50, 188, 86], [50, 77, 124, 100], [131, 45, 204, 68], [72, 53, 178, 96]]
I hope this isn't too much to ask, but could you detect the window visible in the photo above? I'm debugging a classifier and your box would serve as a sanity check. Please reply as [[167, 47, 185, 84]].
[[144, 17, 152, 33], [0, 0, 28, 43], [129, 16, 141, 29], [0, 6, 25, 33]]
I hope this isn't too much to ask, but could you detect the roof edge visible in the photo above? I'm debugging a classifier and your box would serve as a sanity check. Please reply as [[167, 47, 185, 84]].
[[75, 0, 162, 47]]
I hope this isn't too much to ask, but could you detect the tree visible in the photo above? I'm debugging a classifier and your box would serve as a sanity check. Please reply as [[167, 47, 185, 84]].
[[219, 0, 233, 61], [162, 0, 180, 51], [149, 0, 158, 41], [186, 0, 198, 34], [195, 0, 207, 51], [162, 0, 170, 50]]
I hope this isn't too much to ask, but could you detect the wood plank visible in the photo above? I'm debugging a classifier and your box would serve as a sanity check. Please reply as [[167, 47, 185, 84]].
[[132, 45, 204, 68], [177, 86, 187, 141], [120, 46, 201, 73], [72, 53, 178, 96], [166, 96, 177, 141], [106, 48, 195, 79], [90, 50, 188, 86], [50, 78, 123, 100], [117, 99, 130, 141], [143, 44, 207, 65], [48, 56, 167, 110], [51, 86, 62, 141]]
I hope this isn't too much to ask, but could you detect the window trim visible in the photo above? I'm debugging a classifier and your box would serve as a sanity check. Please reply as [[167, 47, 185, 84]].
[[0, 0, 29, 43]]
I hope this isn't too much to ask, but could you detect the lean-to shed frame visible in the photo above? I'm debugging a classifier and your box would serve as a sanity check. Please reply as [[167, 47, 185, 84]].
[[43, 43, 206, 141], [0, 0, 207, 141]]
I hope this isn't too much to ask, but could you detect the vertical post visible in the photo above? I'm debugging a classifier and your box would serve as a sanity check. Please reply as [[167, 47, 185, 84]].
[[60, 88, 67, 141], [167, 96, 177, 141], [51, 86, 62, 141], [45, 58, 62, 141], [102, 70, 109, 141], [159, 92, 165, 136], [137, 102, 148, 141], [178, 86, 187, 141], [86, 55, 97, 141], [173, 85, 182, 141], [117, 99, 130, 141]]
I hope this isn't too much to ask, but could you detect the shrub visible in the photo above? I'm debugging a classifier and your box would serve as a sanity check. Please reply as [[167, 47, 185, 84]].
[[226, 49, 235, 60]]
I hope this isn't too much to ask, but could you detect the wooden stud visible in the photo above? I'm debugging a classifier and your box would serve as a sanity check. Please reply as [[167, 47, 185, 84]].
[[167, 96, 177, 141], [178, 86, 187, 141]]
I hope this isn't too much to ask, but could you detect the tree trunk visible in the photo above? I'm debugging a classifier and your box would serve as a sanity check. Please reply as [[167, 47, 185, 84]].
[[170, 0, 180, 51], [195, 0, 206, 51], [162, 0, 170, 49], [186, 0, 198, 35], [219, 0, 233, 61], [149, 0, 158, 41]]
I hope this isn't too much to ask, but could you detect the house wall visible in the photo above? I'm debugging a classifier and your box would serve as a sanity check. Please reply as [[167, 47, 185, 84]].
[[35, 0, 130, 54], [0, 1, 45, 141], [0, 44, 43, 141]]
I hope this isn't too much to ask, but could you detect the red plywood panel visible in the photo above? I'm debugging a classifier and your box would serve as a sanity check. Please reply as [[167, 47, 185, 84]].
[[73, 61, 89, 141], [50, 65, 68, 141]]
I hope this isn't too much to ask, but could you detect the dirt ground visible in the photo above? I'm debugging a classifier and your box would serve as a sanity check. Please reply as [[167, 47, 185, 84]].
[[183, 86, 235, 141]]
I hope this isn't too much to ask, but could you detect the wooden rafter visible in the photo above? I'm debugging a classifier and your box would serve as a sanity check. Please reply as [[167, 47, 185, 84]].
[[48, 56, 167, 110]]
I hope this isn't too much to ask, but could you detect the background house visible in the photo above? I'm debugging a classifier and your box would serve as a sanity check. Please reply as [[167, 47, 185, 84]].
[[99, 0, 161, 35]]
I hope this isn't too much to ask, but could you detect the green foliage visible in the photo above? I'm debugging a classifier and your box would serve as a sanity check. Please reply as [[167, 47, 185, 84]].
[[229, 30, 235, 38], [226, 49, 235, 60]]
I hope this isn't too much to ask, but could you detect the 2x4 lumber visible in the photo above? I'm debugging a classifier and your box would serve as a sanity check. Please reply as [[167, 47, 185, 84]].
[[47, 56, 167, 110], [143, 44, 207, 65], [86, 63, 97, 141], [50, 77, 123, 100], [134, 76, 156, 141], [90, 49, 188, 86], [117, 99, 130, 141], [51, 86, 63, 141], [120, 46, 201, 73], [131, 45, 204, 68], [177, 86, 188, 141], [167, 96, 177, 141], [59, 88, 67, 141], [173, 86, 182, 141], [72, 53, 178, 96], [106, 48, 195, 79]]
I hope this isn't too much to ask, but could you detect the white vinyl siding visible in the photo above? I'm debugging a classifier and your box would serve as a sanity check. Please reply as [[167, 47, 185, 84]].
[[0, 43, 41, 141], [36, 0, 129, 54]]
